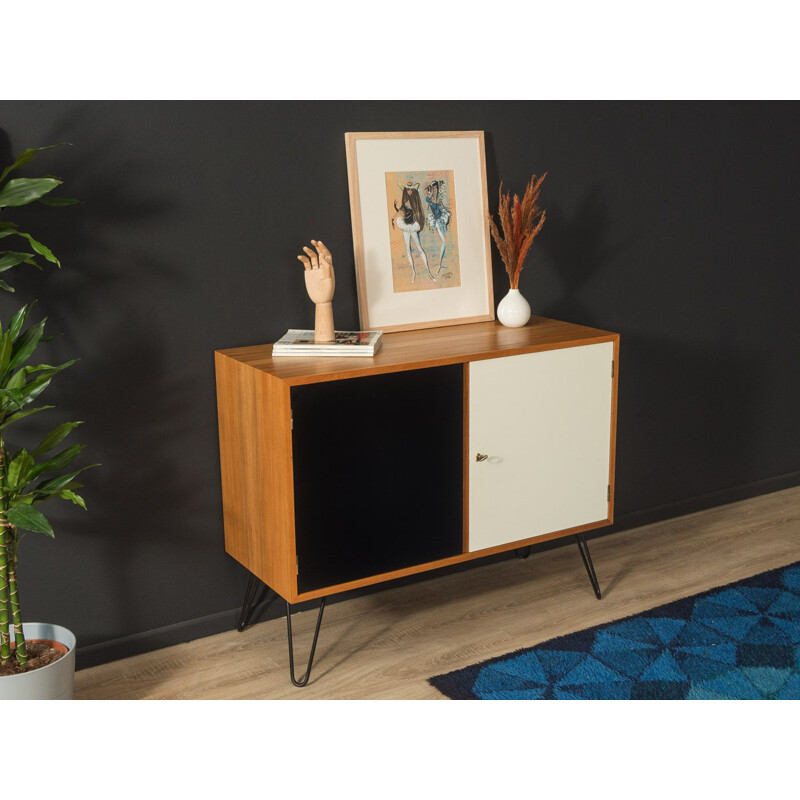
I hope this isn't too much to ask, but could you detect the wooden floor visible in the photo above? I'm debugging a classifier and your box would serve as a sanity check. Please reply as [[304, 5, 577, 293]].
[[75, 486, 800, 699]]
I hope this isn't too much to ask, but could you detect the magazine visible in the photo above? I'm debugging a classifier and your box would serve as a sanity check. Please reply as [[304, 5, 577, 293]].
[[272, 329, 382, 357]]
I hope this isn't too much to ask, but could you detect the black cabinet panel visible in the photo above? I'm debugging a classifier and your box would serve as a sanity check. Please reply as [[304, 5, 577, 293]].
[[292, 365, 463, 593]]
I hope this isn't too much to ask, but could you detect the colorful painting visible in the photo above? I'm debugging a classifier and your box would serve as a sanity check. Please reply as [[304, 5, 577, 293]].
[[384, 170, 461, 293]]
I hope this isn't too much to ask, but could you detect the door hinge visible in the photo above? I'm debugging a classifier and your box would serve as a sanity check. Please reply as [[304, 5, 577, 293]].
[[611, 360, 615, 378], [607, 485, 611, 502]]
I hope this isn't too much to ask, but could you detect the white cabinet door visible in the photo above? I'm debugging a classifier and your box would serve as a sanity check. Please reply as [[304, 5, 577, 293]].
[[468, 342, 614, 552]]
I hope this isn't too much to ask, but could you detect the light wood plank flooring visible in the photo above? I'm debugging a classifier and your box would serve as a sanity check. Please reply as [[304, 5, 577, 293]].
[[75, 486, 800, 699]]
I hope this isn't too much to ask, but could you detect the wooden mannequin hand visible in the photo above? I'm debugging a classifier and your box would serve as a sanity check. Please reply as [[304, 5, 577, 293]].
[[298, 239, 335, 305], [297, 239, 336, 342]]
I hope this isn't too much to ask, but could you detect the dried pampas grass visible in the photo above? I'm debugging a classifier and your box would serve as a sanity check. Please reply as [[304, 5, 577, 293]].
[[488, 173, 547, 289]]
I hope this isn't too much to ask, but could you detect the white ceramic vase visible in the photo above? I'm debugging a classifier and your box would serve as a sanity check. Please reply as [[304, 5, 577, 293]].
[[0, 622, 76, 700], [497, 288, 531, 328]]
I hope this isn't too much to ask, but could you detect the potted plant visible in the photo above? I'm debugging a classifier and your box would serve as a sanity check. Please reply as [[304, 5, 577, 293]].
[[0, 143, 95, 699], [488, 172, 547, 328]]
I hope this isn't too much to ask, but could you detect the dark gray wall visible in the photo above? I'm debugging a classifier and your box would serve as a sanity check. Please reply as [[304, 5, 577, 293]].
[[1, 101, 798, 667]]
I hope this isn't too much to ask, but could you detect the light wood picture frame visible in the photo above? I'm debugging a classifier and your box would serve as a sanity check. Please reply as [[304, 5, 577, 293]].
[[345, 131, 495, 333]]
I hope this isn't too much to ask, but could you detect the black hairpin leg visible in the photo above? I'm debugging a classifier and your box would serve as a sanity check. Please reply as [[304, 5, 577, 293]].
[[576, 532, 602, 599], [237, 573, 265, 632], [287, 598, 326, 687]]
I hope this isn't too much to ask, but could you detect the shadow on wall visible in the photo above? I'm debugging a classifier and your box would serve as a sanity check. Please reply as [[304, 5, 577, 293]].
[[481, 144, 633, 319], [538, 186, 635, 329], [612, 333, 763, 521], [482, 132, 507, 295], [528, 184, 764, 522], [0, 117, 214, 645]]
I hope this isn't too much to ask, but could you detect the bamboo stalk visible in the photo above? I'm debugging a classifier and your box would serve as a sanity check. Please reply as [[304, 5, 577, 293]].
[[7, 541, 26, 667], [0, 442, 12, 666], [0, 529, 11, 665]]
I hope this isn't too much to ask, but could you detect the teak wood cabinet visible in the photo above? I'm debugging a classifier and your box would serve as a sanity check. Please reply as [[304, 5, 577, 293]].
[[215, 317, 619, 607]]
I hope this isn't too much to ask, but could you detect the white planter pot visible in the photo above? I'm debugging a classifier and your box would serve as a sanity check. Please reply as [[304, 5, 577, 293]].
[[0, 622, 76, 700], [497, 288, 531, 328]]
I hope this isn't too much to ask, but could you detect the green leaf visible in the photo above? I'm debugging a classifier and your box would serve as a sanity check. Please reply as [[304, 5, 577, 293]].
[[0, 281, 14, 293], [0, 333, 11, 374], [0, 143, 71, 185], [8, 303, 34, 342], [28, 444, 85, 480], [14, 233, 59, 267], [0, 405, 54, 430], [7, 318, 46, 372], [7, 450, 34, 488], [0, 252, 39, 273], [34, 463, 100, 497], [4, 368, 26, 391], [0, 232, 58, 268], [5, 504, 54, 537], [0, 388, 26, 412], [57, 489, 86, 510], [0, 178, 62, 209], [0, 222, 19, 230], [4, 360, 76, 392], [37, 196, 80, 207], [32, 420, 83, 458], [16, 374, 52, 404]]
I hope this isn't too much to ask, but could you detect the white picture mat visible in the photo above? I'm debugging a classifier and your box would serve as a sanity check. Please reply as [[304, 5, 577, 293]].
[[354, 136, 491, 328]]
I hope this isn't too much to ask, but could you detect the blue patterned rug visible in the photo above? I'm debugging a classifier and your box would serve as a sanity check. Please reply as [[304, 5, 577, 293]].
[[429, 560, 800, 699]]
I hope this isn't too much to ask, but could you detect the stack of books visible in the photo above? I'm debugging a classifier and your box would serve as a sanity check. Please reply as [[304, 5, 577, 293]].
[[272, 330, 383, 358]]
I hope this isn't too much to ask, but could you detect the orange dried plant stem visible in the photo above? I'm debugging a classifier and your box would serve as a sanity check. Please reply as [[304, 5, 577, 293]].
[[488, 173, 547, 289]]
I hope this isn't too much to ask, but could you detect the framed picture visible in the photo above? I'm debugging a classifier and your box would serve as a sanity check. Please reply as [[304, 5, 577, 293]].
[[345, 131, 495, 333]]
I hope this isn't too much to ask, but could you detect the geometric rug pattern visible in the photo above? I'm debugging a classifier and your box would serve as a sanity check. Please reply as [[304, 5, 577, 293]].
[[429, 560, 800, 699]]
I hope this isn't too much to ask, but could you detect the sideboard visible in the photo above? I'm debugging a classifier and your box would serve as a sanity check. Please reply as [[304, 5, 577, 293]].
[[215, 317, 619, 685]]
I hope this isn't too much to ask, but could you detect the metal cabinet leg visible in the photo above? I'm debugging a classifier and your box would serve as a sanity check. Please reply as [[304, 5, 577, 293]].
[[237, 573, 264, 632], [287, 598, 326, 687], [576, 532, 602, 599]]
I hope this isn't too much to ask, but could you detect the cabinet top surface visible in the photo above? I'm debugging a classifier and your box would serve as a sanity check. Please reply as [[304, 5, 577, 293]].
[[215, 317, 618, 385]]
